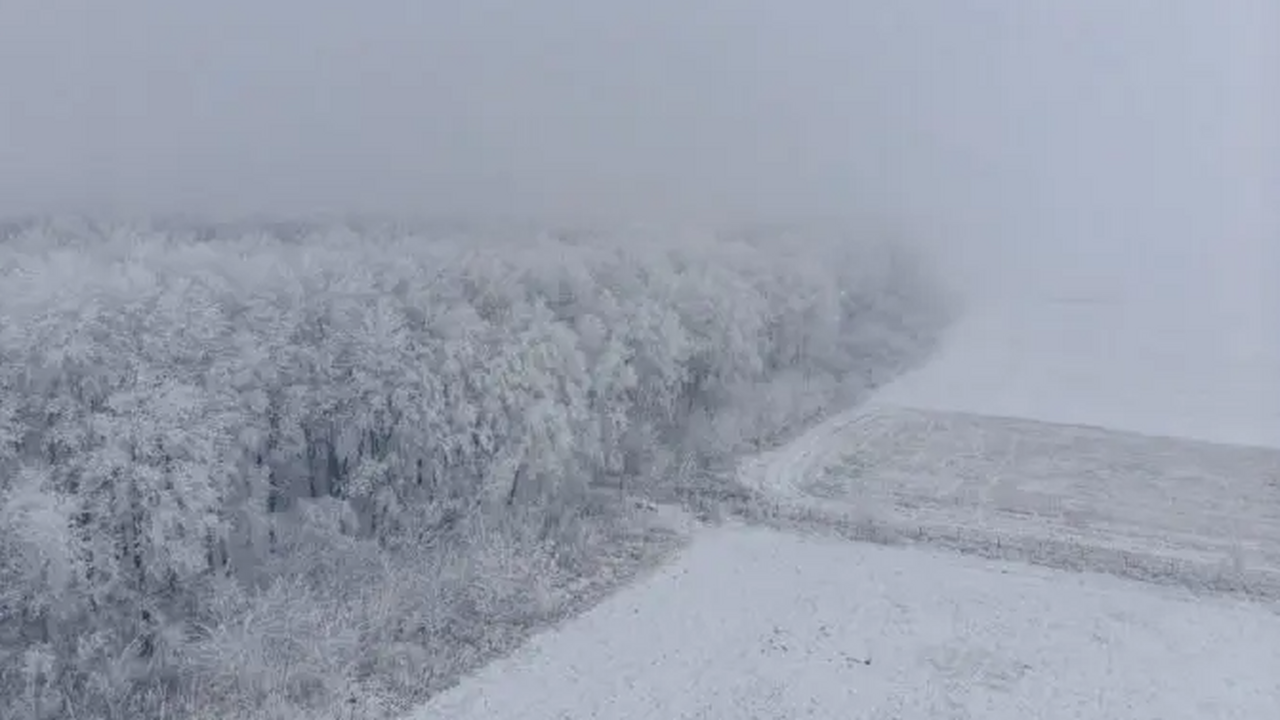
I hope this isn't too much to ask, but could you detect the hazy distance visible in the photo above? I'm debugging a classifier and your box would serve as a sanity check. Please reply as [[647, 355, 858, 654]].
[[1, 1, 1275, 301]]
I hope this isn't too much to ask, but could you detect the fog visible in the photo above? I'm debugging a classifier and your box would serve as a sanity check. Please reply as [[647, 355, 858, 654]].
[[1, 1, 1275, 299]]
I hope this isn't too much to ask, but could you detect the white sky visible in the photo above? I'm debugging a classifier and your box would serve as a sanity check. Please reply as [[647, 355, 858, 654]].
[[1, 1, 1276, 290]]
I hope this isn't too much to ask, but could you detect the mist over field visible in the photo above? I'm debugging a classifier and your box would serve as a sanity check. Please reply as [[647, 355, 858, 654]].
[[4, 0, 1276, 301]]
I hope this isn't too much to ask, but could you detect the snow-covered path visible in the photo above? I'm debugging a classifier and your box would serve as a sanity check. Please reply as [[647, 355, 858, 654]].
[[415, 262, 1280, 718]]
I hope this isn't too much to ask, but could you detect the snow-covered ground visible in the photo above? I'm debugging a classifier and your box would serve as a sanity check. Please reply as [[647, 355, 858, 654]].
[[878, 262, 1280, 449], [415, 256, 1280, 718], [416, 527, 1280, 720], [798, 406, 1280, 597]]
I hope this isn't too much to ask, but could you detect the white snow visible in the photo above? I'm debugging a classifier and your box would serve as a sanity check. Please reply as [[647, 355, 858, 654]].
[[876, 271, 1280, 449], [416, 526, 1280, 720], [799, 406, 1280, 595], [414, 243, 1279, 718]]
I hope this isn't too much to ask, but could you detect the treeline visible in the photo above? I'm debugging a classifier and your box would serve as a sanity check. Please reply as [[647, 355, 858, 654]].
[[0, 219, 947, 720]]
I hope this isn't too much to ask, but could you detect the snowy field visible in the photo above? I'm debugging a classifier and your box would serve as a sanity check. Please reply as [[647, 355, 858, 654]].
[[417, 269, 1280, 718], [803, 406, 1280, 598], [418, 403, 1280, 719], [416, 526, 1280, 720], [874, 286, 1280, 450]]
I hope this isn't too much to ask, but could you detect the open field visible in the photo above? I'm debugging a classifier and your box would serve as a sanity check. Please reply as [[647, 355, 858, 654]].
[[744, 404, 1280, 598], [416, 525, 1280, 720]]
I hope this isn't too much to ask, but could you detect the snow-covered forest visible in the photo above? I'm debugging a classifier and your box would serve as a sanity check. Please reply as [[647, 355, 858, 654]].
[[0, 217, 946, 720]]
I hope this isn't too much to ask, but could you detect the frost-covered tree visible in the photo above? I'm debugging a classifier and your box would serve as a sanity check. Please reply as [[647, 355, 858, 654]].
[[0, 217, 945, 720]]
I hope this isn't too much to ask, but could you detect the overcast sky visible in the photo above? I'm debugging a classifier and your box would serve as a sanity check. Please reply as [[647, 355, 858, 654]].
[[1, 1, 1275, 292]]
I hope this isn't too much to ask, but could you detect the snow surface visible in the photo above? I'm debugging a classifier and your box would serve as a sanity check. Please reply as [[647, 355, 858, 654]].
[[415, 526, 1280, 720], [802, 406, 1280, 597], [415, 259, 1279, 718], [875, 287, 1280, 449]]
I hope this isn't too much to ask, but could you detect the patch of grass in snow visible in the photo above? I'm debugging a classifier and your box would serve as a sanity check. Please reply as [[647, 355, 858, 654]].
[[782, 408, 1280, 602]]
